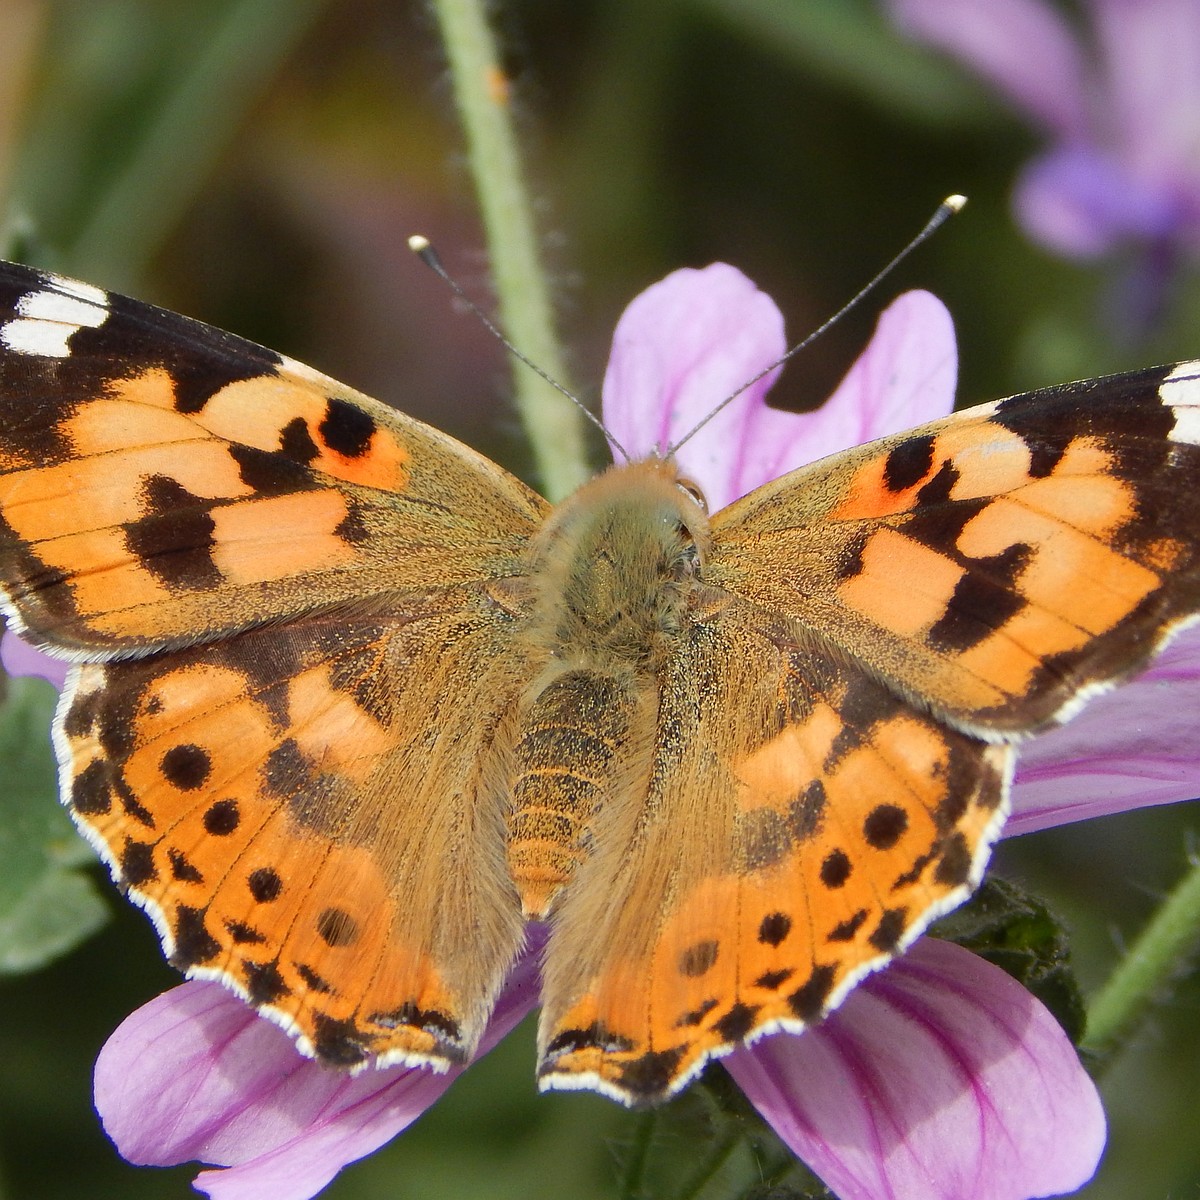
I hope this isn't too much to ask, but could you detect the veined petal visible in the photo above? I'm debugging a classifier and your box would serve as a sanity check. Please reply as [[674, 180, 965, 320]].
[[676, 289, 957, 508], [96, 942, 542, 1200], [601, 262, 786, 468], [726, 938, 1104, 1200], [887, 0, 1091, 138], [1010, 625, 1200, 835]]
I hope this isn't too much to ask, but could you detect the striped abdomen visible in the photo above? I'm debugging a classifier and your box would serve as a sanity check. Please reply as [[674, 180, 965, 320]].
[[506, 669, 635, 918]]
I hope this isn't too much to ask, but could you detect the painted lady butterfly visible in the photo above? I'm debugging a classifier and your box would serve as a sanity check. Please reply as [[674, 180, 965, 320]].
[[0, 258, 1197, 1105]]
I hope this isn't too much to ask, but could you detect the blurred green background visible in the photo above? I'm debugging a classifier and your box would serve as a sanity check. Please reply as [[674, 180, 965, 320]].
[[2, 1, 1200, 1197]]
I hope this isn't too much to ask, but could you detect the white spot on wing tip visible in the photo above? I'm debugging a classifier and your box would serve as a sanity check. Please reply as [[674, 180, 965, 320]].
[[1163, 361, 1200, 444], [1, 319, 73, 357], [1163, 360, 1200, 385], [1, 284, 110, 357]]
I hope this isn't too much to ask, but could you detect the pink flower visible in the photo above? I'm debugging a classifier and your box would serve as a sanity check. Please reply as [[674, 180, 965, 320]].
[[18, 261, 1200, 1197]]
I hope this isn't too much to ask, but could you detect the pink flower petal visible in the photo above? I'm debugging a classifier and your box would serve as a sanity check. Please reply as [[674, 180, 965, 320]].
[[601, 260, 958, 511], [727, 938, 1105, 1200], [1, 630, 69, 689], [97, 943, 542, 1200], [1010, 623, 1200, 835], [677, 289, 957, 509], [887, 0, 1091, 138], [601, 262, 786, 494]]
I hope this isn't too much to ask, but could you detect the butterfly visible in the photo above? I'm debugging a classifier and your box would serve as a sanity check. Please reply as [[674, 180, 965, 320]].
[[0, 257, 1197, 1108]]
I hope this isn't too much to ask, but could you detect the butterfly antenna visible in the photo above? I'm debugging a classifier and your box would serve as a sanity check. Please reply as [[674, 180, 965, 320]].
[[408, 236, 630, 461], [666, 194, 967, 457]]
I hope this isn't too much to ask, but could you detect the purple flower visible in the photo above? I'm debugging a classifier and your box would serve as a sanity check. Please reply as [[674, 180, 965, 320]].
[[887, 0, 1200, 319], [13, 261, 1200, 1197], [1, 629, 69, 689]]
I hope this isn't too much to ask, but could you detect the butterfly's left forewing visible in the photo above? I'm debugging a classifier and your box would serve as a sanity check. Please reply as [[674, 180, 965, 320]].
[[0, 260, 547, 655]]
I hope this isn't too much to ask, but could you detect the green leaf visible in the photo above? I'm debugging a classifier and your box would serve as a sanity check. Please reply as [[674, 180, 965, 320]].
[[0, 677, 108, 974], [932, 876, 1086, 1044], [0, 868, 108, 974]]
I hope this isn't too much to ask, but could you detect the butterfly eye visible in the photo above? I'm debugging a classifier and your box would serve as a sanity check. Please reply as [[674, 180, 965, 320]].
[[676, 477, 708, 513]]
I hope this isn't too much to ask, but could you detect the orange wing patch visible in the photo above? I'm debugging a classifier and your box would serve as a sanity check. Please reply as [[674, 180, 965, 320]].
[[58, 613, 526, 1069], [192, 372, 411, 491]]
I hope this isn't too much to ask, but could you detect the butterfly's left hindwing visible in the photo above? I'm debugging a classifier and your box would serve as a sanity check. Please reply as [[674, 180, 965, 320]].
[[61, 606, 530, 1070]]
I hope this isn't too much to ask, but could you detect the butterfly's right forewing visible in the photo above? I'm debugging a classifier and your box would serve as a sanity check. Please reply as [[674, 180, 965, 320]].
[[707, 364, 1200, 735]]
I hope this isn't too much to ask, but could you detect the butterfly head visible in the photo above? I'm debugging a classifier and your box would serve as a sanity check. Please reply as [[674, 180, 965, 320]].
[[525, 459, 713, 664]]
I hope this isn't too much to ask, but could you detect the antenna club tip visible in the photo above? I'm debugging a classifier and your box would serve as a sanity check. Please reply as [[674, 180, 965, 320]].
[[943, 194, 968, 212], [409, 235, 445, 274]]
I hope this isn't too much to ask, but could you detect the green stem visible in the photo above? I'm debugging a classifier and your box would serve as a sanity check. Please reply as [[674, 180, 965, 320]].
[[69, 0, 326, 287], [1082, 852, 1200, 1068], [429, 0, 590, 501]]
